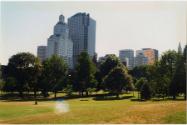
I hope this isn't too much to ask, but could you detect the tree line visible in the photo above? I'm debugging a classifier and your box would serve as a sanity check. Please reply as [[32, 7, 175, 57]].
[[0, 45, 186, 101]]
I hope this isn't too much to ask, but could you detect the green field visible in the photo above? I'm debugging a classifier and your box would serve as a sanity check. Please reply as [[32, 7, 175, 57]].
[[0, 93, 186, 124]]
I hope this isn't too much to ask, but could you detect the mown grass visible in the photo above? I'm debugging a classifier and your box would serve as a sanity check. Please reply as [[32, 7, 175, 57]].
[[0, 92, 186, 124], [163, 111, 187, 124]]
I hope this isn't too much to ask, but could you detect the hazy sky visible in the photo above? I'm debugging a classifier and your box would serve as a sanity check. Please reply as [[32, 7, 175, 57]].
[[1, 1, 187, 65]]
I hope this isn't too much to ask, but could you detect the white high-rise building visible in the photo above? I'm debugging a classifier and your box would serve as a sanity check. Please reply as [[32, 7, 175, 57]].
[[38, 14, 73, 69], [119, 49, 134, 69]]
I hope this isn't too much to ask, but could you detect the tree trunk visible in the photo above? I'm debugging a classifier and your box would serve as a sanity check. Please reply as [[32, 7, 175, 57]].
[[79, 91, 81, 96], [173, 95, 176, 100], [19, 91, 23, 98], [34, 90, 37, 105], [116, 93, 119, 98], [138, 91, 140, 99], [54, 91, 57, 99], [86, 91, 88, 96]]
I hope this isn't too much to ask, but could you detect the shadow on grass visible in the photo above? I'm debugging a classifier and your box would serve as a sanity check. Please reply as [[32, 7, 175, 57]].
[[1, 93, 185, 102], [93, 95, 134, 101], [0, 93, 110, 102], [130, 97, 186, 102]]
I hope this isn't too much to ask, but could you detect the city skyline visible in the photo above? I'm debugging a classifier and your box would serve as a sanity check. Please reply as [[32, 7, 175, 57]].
[[1, 1, 187, 65]]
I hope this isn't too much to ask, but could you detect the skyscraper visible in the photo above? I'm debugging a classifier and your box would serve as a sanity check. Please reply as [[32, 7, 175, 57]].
[[37, 46, 47, 62], [135, 48, 158, 66], [38, 14, 73, 69], [119, 49, 134, 69], [142, 48, 158, 65], [135, 50, 148, 66], [68, 13, 96, 66]]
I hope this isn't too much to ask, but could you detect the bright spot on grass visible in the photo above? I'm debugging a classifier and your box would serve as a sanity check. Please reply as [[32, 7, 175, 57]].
[[54, 99, 69, 114]]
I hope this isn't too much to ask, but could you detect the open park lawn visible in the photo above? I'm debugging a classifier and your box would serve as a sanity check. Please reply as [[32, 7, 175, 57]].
[[0, 93, 186, 124]]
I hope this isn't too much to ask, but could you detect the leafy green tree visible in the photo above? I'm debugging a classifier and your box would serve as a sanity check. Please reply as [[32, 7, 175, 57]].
[[2, 77, 16, 93], [0, 64, 3, 92], [170, 46, 186, 99], [99, 54, 123, 90], [103, 66, 132, 98], [140, 82, 152, 100], [42, 55, 68, 98], [7, 52, 37, 97], [75, 52, 96, 96], [156, 50, 178, 99], [154, 75, 170, 99], [159, 50, 178, 78], [100, 54, 122, 77], [27, 57, 42, 104], [135, 77, 147, 99], [130, 65, 149, 80]]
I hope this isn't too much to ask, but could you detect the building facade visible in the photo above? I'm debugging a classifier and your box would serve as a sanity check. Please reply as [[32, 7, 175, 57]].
[[38, 15, 73, 69], [134, 48, 158, 67], [68, 13, 96, 66], [37, 46, 47, 62], [135, 50, 148, 66], [142, 48, 158, 65], [119, 49, 134, 69]]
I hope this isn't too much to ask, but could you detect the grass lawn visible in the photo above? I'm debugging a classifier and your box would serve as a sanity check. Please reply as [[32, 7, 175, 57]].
[[0, 92, 186, 124]]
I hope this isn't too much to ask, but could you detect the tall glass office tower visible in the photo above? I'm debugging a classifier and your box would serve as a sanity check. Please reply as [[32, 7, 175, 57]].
[[68, 13, 96, 66]]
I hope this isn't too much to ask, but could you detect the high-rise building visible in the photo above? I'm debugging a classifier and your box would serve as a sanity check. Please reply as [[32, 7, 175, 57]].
[[119, 49, 134, 69], [37, 46, 47, 62], [68, 13, 96, 66], [38, 14, 73, 69], [134, 48, 158, 66], [135, 50, 148, 66], [142, 48, 158, 65], [153, 49, 159, 61]]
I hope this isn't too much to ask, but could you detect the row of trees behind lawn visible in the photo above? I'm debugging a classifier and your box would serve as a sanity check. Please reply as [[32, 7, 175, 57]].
[[131, 46, 187, 100], [0, 45, 186, 100]]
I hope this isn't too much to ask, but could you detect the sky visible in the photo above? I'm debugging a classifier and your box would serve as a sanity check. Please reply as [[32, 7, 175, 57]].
[[0, 1, 187, 65]]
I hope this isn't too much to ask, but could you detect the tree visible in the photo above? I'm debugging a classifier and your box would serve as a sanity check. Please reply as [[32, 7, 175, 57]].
[[7, 52, 37, 97], [156, 50, 178, 99], [99, 54, 123, 90], [154, 75, 170, 99], [27, 57, 42, 104], [159, 50, 178, 78], [130, 65, 149, 80], [2, 77, 16, 93], [75, 52, 96, 96], [140, 82, 152, 100], [170, 46, 186, 99], [0, 64, 3, 92], [135, 77, 147, 99], [42, 55, 68, 98], [103, 66, 132, 98], [100, 54, 122, 77]]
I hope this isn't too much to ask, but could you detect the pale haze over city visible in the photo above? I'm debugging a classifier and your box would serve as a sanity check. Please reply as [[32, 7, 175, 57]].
[[1, 1, 187, 65]]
